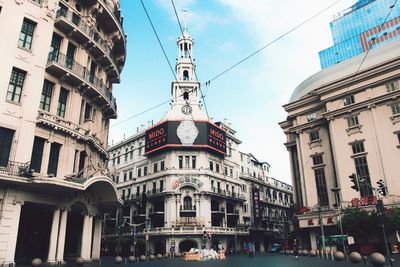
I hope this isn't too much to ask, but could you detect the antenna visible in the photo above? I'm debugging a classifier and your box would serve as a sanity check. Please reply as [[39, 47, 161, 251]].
[[181, 9, 188, 30]]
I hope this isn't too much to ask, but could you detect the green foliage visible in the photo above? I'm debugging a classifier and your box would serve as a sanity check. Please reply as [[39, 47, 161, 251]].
[[341, 207, 400, 241]]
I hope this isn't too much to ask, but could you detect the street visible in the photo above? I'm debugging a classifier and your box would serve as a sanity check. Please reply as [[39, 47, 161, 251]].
[[23, 254, 398, 267]]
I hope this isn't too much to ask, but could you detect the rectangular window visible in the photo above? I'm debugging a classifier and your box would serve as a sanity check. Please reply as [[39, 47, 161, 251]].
[[347, 115, 359, 128], [19, 19, 36, 50], [216, 163, 220, 173], [343, 95, 355, 106], [312, 154, 323, 165], [152, 181, 156, 193], [40, 80, 54, 111], [209, 161, 213, 171], [65, 42, 76, 69], [391, 103, 400, 115], [351, 141, 365, 154], [0, 127, 15, 167], [130, 150, 133, 160], [84, 103, 94, 121], [397, 133, 400, 144], [30, 136, 45, 172], [354, 156, 373, 197], [143, 166, 147, 176], [136, 186, 140, 197], [72, 12, 80, 25], [179, 156, 183, 169], [160, 161, 165, 171], [241, 166, 244, 173], [314, 168, 329, 206], [192, 156, 196, 169], [123, 172, 127, 182], [57, 88, 68, 118], [57, 3, 68, 18], [47, 142, 61, 176], [309, 130, 320, 142], [386, 80, 399, 92], [137, 168, 142, 177], [224, 167, 228, 175], [77, 151, 86, 178], [153, 163, 158, 173], [211, 180, 214, 189], [124, 149, 128, 161], [49, 33, 62, 61], [243, 204, 247, 213], [230, 169, 233, 177], [129, 171, 133, 180], [185, 156, 190, 168], [160, 180, 164, 191], [138, 142, 143, 156], [7, 68, 26, 103]]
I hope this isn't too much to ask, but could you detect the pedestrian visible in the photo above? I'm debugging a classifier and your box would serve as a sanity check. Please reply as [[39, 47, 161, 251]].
[[293, 239, 299, 259], [248, 242, 254, 258]]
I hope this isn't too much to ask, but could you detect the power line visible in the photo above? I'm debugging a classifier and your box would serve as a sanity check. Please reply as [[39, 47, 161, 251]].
[[201, 0, 346, 95], [170, 0, 210, 119], [101, 0, 350, 135]]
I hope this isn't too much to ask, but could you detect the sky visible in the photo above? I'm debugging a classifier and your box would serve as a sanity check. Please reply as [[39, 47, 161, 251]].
[[109, 0, 356, 185]]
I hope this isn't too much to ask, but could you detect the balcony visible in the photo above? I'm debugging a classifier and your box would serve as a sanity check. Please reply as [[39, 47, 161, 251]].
[[36, 111, 107, 157], [0, 161, 33, 178], [211, 207, 225, 217], [146, 188, 165, 198], [46, 52, 117, 118], [208, 187, 246, 201], [149, 208, 164, 215], [226, 209, 239, 216], [54, 8, 120, 82]]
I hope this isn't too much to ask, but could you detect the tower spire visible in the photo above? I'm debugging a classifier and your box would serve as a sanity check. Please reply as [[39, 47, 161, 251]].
[[162, 27, 208, 121]]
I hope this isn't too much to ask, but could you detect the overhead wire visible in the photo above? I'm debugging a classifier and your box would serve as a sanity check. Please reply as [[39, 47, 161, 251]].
[[171, 0, 210, 119], [98, 0, 351, 136]]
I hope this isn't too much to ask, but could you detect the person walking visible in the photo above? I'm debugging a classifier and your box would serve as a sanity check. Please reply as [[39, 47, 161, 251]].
[[248, 242, 254, 258], [292, 239, 299, 259]]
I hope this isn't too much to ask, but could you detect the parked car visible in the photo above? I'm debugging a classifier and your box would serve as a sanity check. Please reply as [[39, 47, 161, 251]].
[[268, 243, 282, 253]]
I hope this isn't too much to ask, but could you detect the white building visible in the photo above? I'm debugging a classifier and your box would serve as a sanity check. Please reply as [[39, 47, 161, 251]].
[[280, 39, 400, 250], [104, 28, 293, 256], [0, 0, 126, 265]]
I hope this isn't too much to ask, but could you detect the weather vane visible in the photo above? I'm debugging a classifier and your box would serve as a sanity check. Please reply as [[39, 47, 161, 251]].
[[181, 9, 188, 30]]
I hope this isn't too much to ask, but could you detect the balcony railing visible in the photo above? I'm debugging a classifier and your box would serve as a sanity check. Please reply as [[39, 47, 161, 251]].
[[146, 188, 164, 196], [47, 51, 117, 116], [210, 187, 245, 200], [180, 205, 196, 211], [0, 161, 32, 178], [55, 8, 120, 79]]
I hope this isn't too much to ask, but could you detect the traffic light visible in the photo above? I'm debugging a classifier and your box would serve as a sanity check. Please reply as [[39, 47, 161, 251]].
[[349, 173, 359, 192], [376, 179, 387, 196]]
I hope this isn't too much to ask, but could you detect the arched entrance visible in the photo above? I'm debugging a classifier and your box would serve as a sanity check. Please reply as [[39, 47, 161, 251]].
[[64, 202, 86, 261], [179, 240, 197, 253]]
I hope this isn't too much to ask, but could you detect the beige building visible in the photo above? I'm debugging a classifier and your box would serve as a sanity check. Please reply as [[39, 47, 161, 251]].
[[280, 39, 400, 250], [0, 0, 126, 265], [103, 29, 293, 256]]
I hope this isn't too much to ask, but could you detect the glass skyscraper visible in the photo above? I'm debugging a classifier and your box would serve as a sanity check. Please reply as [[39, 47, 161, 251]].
[[319, 0, 400, 69]]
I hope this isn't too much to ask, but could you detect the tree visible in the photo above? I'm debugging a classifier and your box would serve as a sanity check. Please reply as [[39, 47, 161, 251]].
[[341, 207, 375, 242]]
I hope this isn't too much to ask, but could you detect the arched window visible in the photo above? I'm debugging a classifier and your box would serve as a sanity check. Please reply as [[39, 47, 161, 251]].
[[183, 196, 192, 210], [183, 70, 189, 80], [183, 91, 189, 100]]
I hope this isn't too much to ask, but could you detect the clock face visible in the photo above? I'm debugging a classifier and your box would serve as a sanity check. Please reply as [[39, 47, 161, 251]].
[[176, 120, 199, 146], [181, 104, 192, 115]]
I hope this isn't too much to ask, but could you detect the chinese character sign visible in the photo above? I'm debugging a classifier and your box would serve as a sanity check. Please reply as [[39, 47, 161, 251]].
[[252, 187, 261, 225]]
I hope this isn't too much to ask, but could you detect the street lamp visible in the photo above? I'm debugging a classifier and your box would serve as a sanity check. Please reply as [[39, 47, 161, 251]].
[[331, 187, 346, 259]]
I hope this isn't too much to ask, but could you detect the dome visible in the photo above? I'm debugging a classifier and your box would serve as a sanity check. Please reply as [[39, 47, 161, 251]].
[[289, 39, 400, 103]]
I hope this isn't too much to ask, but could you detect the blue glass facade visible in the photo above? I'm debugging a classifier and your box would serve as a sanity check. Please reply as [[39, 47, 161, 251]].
[[319, 0, 400, 69]]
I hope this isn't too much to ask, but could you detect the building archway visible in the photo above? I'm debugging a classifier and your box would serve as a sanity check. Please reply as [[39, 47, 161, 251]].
[[64, 202, 87, 261], [179, 239, 197, 253]]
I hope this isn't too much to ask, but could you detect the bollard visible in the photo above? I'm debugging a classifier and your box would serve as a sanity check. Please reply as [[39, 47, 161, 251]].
[[316, 249, 320, 258], [389, 258, 396, 267], [363, 256, 368, 265], [330, 250, 334, 261]]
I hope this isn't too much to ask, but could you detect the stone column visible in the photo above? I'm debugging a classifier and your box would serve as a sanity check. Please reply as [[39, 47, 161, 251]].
[[56, 209, 68, 263], [80, 214, 93, 261], [1, 201, 22, 265], [91, 216, 102, 261], [47, 209, 61, 264]]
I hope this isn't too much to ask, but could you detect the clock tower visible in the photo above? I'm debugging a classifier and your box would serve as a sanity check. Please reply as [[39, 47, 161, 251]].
[[162, 27, 208, 121]]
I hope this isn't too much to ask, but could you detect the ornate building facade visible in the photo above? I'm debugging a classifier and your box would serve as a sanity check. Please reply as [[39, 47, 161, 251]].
[[280, 39, 400, 250], [0, 0, 126, 265], [104, 29, 293, 256]]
